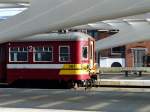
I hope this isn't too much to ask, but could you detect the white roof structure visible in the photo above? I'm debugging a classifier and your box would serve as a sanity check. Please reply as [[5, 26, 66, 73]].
[[0, 0, 149, 51], [0, 0, 29, 8], [70, 22, 114, 30], [96, 14, 150, 50], [0, 0, 29, 3], [14, 32, 93, 42], [0, 0, 149, 44]]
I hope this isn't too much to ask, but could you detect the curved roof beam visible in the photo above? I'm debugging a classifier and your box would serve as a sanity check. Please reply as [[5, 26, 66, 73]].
[[0, 0, 150, 43], [0, 0, 29, 9], [0, 0, 29, 3], [70, 22, 114, 30], [96, 20, 150, 50]]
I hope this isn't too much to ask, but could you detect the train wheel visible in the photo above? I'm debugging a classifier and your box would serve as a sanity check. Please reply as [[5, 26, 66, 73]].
[[66, 80, 74, 89], [85, 79, 95, 90]]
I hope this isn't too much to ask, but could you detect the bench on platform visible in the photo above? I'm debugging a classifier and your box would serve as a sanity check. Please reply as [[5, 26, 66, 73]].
[[121, 68, 146, 77]]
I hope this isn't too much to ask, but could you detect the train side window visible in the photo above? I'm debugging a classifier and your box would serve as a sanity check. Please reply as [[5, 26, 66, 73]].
[[9, 47, 28, 62], [82, 46, 88, 59], [59, 46, 70, 62], [34, 46, 53, 62]]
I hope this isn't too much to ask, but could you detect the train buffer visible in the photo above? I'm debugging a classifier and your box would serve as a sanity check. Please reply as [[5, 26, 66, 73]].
[[121, 67, 146, 77]]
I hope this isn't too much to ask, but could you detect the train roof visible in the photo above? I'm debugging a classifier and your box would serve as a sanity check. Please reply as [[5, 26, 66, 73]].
[[14, 32, 94, 42]]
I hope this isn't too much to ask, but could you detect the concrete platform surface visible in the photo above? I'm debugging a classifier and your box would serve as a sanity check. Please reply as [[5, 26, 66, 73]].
[[98, 73, 150, 86], [100, 73, 150, 80], [98, 79, 150, 86], [0, 88, 150, 112], [0, 108, 93, 112]]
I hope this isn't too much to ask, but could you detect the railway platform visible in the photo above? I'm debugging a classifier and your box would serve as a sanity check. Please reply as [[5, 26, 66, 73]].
[[97, 73, 150, 87], [0, 88, 150, 112], [0, 108, 92, 112]]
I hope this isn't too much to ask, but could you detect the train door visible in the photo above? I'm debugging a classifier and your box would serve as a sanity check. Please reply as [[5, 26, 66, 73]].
[[132, 48, 146, 67], [143, 55, 150, 67], [89, 40, 94, 69], [81, 39, 95, 71], [0, 46, 7, 82]]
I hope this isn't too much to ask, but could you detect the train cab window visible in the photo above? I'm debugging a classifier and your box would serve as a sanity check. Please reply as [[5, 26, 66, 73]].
[[59, 46, 70, 62], [34, 46, 53, 62], [82, 46, 88, 59], [9, 47, 28, 62]]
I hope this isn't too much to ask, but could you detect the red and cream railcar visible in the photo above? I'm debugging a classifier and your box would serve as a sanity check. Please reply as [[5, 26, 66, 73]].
[[0, 32, 96, 84]]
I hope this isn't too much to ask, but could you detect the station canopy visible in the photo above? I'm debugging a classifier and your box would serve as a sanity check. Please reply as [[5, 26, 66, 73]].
[[0, 0, 149, 50]]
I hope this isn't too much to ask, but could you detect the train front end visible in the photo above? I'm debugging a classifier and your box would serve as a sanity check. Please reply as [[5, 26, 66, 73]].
[[59, 33, 97, 84]]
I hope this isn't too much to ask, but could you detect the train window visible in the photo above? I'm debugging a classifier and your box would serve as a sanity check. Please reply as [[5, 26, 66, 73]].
[[11, 47, 18, 51], [9, 47, 28, 62], [82, 46, 88, 59], [34, 46, 53, 62], [59, 46, 70, 62]]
